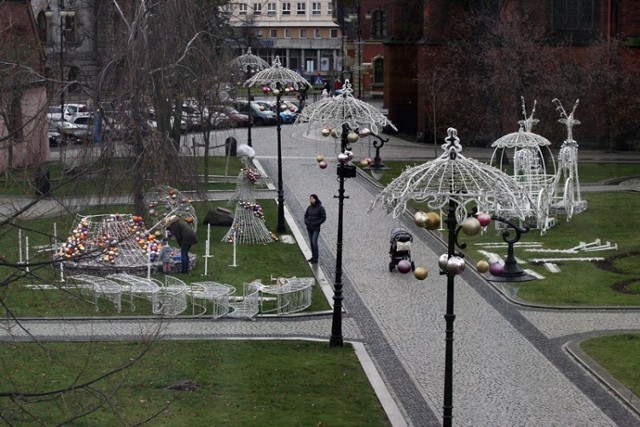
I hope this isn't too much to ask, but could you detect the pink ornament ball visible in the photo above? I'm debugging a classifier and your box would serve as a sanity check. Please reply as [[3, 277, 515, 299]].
[[489, 262, 504, 276], [476, 212, 492, 227], [397, 259, 412, 274], [319, 160, 328, 169]]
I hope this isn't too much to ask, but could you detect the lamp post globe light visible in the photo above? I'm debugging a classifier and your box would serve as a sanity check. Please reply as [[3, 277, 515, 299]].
[[296, 81, 396, 347], [244, 56, 311, 233], [229, 48, 269, 148], [370, 128, 534, 426], [45, 1, 76, 126]]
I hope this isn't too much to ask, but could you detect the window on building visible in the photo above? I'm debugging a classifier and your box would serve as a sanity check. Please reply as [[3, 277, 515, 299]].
[[253, 3, 262, 14], [371, 10, 386, 39], [238, 3, 248, 14], [267, 2, 276, 15], [282, 2, 291, 15], [270, 28, 278, 38], [552, 0, 596, 30], [300, 29, 307, 38], [68, 66, 81, 92], [37, 12, 48, 42], [256, 29, 263, 38], [62, 15, 76, 42], [327, 2, 333, 15], [373, 58, 384, 86], [330, 29, 338, 38], [284, 28, 291, 38], [314, 28, 321, 38], [297, 2, 306, 15], [312, 2, 321, 15]]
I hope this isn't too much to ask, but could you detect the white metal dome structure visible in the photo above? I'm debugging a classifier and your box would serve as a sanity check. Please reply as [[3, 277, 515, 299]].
[[490, 98, 558, 233]]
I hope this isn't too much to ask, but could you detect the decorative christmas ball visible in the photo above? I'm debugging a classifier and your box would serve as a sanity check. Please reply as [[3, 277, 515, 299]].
[[438, 253, 449, 271], [363, 157, 373, 165], [476, 212, 492, 227], [347, 131, 359, 143], [489, 262, 504, 276], [359, 127, 371, 137], [321, 128, 331, 137], [476, 260, 490, 274], [319, 160, 328, 169], [316, 154, 325, 162], [272, 88, 281, 96], [447, 256, 466, 275], [414, 211, 428, 227], [461, 217, 482, 236], [345, 150, 354, 161], [331, 129, 339, 138], [397, 259, 412, 274], [425, 212, 441, 230], [337, 153, 349, 164], [262, 86, 269, 93], [414, 267, 428, 280]]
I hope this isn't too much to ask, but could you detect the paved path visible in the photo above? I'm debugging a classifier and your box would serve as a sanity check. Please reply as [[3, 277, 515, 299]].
[[3, 124, 640, 426]]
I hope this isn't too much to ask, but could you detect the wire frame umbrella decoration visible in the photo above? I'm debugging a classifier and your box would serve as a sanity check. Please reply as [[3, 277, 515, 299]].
[[371, 127, 533, 223], [295, 80, 396, 136], [243, 56, 311, 91], [228, 47, 270, 74]]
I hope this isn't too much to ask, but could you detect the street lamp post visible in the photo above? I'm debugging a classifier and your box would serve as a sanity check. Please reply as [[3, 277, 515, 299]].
[[243, 56, 311, 234], [296, 81, 395, 347], [371, 128, 535, 426], [45, 2, 75, 125]]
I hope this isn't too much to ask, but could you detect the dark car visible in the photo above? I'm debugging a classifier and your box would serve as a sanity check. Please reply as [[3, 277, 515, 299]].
[[231, 100, 277, 126]]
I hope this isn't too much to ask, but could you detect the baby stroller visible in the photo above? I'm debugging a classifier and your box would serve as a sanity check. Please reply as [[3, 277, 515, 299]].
[[389, 227, 415, 272]]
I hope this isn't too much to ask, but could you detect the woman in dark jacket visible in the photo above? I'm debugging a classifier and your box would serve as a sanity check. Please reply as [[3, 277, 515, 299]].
[[304, 194, 326, 264], [166, 216, 198, 273]]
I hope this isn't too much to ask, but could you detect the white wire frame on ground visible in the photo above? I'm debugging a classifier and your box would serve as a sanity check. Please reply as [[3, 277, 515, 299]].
[[258, 277, 315, 315], [149, 275, 188, 317], [227, 281, 261, 320], [107, 273, 160, 313], [190, 282, 237, 318], [69, 274, 123, 313], [490, 98, 558, 234]]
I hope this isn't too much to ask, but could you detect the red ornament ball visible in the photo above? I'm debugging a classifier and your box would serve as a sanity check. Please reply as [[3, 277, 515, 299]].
[[476, 212, 492, 227]]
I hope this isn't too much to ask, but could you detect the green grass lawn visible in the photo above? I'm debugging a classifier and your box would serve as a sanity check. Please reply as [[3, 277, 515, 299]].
[[1, 200, 330, 317], [0, 340, 390, 426]]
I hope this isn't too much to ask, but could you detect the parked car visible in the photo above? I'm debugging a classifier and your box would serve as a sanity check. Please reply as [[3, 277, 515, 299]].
[[253, 99, 298, 124], [47, 103, 90, 122], [218, 106, 250, 128], [231, 100, 277, 126], [48, 124, 63, 146]]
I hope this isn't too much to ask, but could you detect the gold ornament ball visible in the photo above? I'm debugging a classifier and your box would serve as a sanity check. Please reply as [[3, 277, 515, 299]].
[[414, 267, 428, 280], [461, 217, 482, 236], [316, 154, 325, 162], [347, 131, 359, 143], [414, 211, 428, 227], [425, 212, 441, 230], [476, 260, 490, 274], [359, 159, 369, 167], [321, 128, 331, 137]]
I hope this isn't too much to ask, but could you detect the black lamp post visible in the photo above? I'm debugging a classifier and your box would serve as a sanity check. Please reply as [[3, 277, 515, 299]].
[[45, 2, 75, 125], [245, 66, 254, 147], [364, 132, 389, 180], [273, 83, 286, 233], [330, 123, 358, 347]]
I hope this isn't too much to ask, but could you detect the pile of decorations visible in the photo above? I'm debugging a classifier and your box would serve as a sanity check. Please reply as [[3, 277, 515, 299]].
[[145, 185, 197, 231], [242, 167, 261, 183]]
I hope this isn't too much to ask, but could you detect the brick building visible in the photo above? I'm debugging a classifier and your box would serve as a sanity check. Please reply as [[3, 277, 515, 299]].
[[0, 0, 49, 172]]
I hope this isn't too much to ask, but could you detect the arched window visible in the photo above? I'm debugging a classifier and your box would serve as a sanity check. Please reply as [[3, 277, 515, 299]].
[[37, 12, 48, 42], [371, 10, 386, 40], [373, 57, 384, 85]]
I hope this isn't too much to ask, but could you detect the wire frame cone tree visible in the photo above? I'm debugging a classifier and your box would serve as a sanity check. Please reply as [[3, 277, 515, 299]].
[[296, 80, 396, 135], [369, 127, 534, 427]]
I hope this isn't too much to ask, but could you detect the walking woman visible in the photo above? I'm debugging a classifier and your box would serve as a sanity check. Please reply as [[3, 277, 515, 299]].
[[304, 194, 326, 264]]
